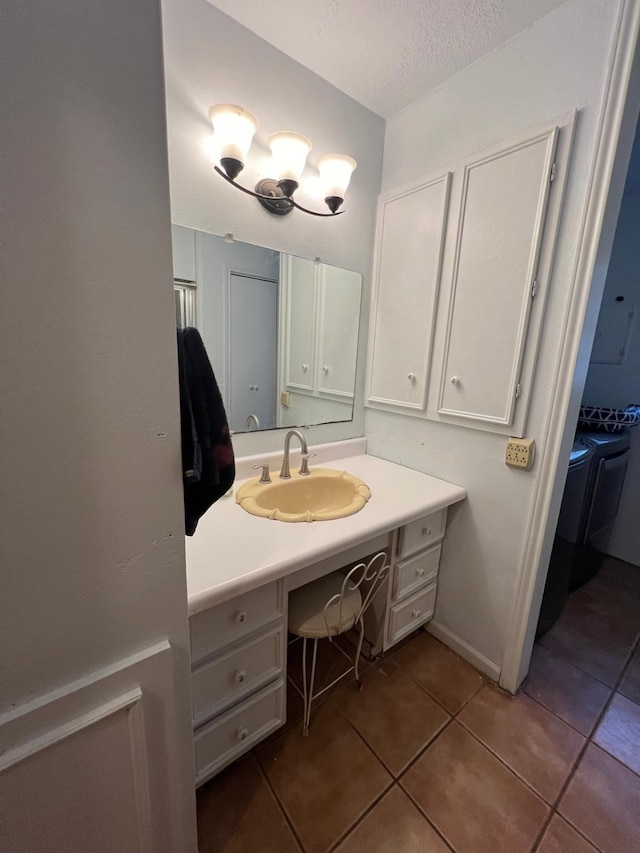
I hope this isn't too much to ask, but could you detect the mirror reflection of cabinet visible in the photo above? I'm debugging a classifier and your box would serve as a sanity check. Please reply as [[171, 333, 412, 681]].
[[170, 226, 363, 435], [278, 257, 362, 428], [282, 255, 315, 393], [317, 265, 362, 398]]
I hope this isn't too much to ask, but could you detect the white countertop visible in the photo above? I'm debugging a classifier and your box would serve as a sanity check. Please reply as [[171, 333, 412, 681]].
[[185, 444, 466, 616]]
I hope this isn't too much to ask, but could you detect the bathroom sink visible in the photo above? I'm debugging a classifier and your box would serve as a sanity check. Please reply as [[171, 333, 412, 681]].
[[235, 469, 372, 522]]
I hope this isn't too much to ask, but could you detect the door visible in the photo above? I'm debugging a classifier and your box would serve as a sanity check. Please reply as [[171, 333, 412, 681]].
[[229, 272, 278, 432]]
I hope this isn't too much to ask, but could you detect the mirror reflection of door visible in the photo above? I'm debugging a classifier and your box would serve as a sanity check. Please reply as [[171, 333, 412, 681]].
[[229, 272, 278, 433]]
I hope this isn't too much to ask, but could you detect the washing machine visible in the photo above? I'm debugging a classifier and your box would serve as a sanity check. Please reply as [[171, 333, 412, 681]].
[[569, 429, 631, 589], [536, 437, 596, 637]]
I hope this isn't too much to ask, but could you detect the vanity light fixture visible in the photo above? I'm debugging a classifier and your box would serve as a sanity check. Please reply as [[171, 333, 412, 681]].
[[208, 104, 357, 217]]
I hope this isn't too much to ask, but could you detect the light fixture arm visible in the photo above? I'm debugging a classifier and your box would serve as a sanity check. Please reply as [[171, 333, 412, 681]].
[[213, 166, 344, 217]]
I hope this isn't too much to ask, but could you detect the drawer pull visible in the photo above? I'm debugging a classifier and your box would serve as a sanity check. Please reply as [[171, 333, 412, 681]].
[[237, 726, 249, 741], [412, 609, 422, 619], [416, 568, 425, 577], [422, 527, 432, 537], [234, 669, 247, 684], [235, 610, 247, 624]]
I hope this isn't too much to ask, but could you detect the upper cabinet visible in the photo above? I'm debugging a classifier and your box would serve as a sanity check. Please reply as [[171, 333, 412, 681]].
[[437, 126, 558, 431], [366, 115, 574, 437], [366, 174, 451, 411], [280, 257, 362, 402]]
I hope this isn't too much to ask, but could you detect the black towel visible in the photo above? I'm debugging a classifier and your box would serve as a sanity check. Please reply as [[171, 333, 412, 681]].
[[177, 327, 235, 535]]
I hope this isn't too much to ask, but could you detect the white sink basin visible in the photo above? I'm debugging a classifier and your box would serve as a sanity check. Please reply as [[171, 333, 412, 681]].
[[235, 468, 371, 522]]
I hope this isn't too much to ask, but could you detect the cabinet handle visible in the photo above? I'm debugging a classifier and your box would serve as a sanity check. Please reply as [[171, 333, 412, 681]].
[[237, 727, 249, 741], [234, 669, 246, 684], [412, 609, 422, 619], [450, 376, 459, 385], [422, 527, 432, 537], [235, 610, 247, 624], [407, 372, 416, 381], [416, 568, 425, 577], [302, 363, 308, 371], [323, 365, 329, 373]]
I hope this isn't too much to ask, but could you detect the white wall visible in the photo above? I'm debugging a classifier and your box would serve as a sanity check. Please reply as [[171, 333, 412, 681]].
[[1, 0, 196, 847], [366, 0, 623, 673], [161, 0, 385, 456], [583, 191, 640, 566]]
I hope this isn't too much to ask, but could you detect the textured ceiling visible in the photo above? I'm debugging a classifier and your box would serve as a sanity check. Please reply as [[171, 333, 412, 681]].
[[206, 0, 569, 118]]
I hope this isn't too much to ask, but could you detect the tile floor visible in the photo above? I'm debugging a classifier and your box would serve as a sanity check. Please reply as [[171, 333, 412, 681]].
[[197, 555, 640, 853]]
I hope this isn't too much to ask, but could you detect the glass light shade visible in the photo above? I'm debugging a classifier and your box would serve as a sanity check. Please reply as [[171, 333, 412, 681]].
[[268, 132, 312, 182], [208, 104, 258, 165], [317, 154, 357, 200]]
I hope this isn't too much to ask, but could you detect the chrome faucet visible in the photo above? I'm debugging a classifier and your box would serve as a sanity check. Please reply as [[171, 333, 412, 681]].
[[279, 429, 309, 479], [245, 413, 260, 431]]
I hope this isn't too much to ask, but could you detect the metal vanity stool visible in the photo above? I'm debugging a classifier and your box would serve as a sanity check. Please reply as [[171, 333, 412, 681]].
[[287, 552, 390, 735]]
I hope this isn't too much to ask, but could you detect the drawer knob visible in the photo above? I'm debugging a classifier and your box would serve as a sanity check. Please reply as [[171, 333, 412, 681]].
[[235, 610, 247, 624], [234, 669, 246, 684], [412, 609, 422, 619], [237, 727, 249, 741], [416, 568, 425, 577], [422, 527, 432, 536]]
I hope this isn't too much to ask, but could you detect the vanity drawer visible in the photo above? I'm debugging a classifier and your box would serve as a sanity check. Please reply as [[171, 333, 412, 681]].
[[388, 582, 437, 646], [194, 679, 285, 786], [190, 580, 284, 665], [192, 625, 284, 727], [397, 509, 446, 559], [392, 544, 441, 602]]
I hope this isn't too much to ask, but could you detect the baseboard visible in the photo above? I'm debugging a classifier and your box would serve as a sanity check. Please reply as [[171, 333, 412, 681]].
[[427, 620, 501, 682]]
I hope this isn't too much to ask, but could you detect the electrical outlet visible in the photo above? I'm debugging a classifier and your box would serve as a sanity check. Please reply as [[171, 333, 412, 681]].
[[505, 437, 536, 470]]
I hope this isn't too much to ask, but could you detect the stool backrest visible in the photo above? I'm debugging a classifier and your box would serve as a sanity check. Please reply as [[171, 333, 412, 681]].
[[322, 551, 390, 637]]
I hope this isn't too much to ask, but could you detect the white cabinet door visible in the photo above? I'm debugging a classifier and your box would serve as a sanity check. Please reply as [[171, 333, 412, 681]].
[[438, 127, 558, 428], [367, 173, 451, 411], [282, 254, 316, 392], [316, 265, 362, 398]]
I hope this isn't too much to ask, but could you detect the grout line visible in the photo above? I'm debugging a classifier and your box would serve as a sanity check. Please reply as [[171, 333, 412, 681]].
[[398, 769, 457, 853], [536, 633, 634, 688], [530, 608, 640, 852], [326, 780, 396, 853], [253, 751, 307, 853], [454, 717, 557, 807], [522, 646, 614, 739]]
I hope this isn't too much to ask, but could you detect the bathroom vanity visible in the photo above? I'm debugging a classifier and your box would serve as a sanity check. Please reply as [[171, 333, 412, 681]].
[[185, 440, 466, 786]]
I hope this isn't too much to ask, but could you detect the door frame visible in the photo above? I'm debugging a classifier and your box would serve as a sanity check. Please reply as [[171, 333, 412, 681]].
[[501, 0, 640, 693]]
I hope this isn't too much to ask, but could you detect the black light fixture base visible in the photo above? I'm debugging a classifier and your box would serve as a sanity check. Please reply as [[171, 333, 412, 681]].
[[325, 196, 344, 214], [255, 179, 294, 216], [220, 157, 244, 181]]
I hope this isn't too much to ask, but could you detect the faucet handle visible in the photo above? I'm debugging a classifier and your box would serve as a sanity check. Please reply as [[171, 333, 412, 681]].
[[299, 453, 317, 476], [252, 464, 271, 484]]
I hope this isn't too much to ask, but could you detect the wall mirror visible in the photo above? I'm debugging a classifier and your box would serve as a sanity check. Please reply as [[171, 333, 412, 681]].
[[171, 225, 363, 435]]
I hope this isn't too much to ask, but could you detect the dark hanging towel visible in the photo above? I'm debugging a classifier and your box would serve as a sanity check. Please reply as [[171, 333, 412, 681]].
[[177, 327, 235, 535]]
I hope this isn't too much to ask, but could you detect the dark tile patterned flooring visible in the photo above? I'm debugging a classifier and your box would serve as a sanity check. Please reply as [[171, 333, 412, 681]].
[[197, 556, 640, 853]]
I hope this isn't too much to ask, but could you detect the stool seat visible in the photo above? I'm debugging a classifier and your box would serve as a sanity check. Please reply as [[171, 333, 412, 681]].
[[286, 552, 389, 734], [289, 572, 362, 639]]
